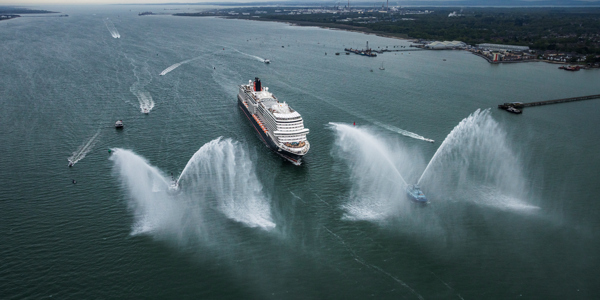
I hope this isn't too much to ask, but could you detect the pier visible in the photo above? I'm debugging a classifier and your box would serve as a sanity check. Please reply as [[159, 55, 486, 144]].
[[498, 94, 600, 113]]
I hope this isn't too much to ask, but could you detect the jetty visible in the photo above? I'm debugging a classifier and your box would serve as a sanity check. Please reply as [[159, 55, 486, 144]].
[[498, 94, 600, 113], [345, 41, 377, 57]]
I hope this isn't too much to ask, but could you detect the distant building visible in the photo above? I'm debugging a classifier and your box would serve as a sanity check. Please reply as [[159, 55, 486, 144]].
[[477, 43, 529, 52], [425, 41, 466, 50], [492, 53, 501, 62]]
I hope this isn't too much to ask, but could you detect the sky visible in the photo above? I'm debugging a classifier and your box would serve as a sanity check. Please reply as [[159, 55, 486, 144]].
[[1, 0, 598, 6]]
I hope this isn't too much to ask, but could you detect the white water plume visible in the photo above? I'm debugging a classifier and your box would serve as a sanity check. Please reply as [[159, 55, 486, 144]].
[[110, 138, 274, 241], [332, 109, 537, 221], [110, 149, 177, 236], [330, 122, 418, 221], [177, 137, 275, 230], [418, 109, 537, 211], [159, 56, 202, 76], [103, 18, 120, 39], [68, 130, 100, 166]]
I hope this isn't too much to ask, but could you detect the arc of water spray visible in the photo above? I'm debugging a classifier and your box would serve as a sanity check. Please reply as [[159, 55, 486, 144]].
[[418, 108, 485, 185], [330, 122, 407, 186]]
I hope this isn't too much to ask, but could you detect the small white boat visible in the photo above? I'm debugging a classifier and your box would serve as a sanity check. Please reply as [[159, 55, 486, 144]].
[[264, 59, 270, 64], [115, 120, 124, 128], [143, 108, 149, 114], [379, 62, 385, 70]]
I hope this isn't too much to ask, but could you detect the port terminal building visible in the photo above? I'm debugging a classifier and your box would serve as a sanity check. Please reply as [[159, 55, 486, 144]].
[[476, 43, 529, 52]]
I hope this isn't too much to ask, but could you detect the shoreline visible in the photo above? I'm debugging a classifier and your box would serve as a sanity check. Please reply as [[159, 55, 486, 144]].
[[214, 15, 415, 42], [178, 15, 598, 68]]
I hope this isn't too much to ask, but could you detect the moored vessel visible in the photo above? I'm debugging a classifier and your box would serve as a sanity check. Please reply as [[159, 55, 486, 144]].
[[237, 78, 310, 165]]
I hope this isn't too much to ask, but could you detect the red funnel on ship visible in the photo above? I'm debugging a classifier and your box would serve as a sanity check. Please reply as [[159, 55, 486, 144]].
[[254, 77, 262, 91]]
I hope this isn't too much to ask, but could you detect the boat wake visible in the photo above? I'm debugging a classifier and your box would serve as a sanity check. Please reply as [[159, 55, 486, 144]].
[[68, 130, 101, 166], [103, 18, 120, 39], [109, 137, 275, 242], [373, 121, 434, 143], [159, 56, 202, 76], [232, 48, 266, 63], [134, 90, 154, 113], [126, 55, 155, 113]]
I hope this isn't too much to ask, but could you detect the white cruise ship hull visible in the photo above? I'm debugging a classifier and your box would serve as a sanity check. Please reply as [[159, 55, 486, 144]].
[[237, 94, 306, 165]]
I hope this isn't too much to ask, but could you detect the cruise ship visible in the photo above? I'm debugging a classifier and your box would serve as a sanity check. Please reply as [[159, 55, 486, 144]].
[[238, 78, 310, 165]]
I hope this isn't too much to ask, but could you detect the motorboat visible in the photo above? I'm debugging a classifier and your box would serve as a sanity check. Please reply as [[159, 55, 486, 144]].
[[115, 120, 124, 129]]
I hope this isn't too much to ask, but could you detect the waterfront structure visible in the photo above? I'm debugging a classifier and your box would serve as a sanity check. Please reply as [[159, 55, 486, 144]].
[[476, 43, 529, 52], [425, 41, 466, 50]]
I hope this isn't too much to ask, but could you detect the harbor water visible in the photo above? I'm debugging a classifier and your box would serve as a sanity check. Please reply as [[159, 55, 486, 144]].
[[1, 6, 600, 299]]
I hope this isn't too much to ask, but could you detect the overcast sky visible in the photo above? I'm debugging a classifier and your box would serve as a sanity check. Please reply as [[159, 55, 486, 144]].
[[1, 0, 211, 4], [1, 0, 598, 6], [0, 0, 256, 5]]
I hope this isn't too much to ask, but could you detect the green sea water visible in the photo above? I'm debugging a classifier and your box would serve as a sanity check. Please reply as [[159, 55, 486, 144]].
[[1, 6, 600, 299]]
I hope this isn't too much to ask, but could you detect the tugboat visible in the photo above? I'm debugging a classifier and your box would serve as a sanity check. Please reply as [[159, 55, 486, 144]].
[[115, 120, 124, 129], [169, 177, 180, 193], [406, 184, 428, 204]]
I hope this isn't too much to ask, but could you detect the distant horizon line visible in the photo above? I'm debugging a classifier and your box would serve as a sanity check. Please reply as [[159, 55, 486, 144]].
[[3, 1, 600, 8]]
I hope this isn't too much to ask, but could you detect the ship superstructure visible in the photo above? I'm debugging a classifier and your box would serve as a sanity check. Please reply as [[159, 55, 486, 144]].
[[238, 78, 310, 165]]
